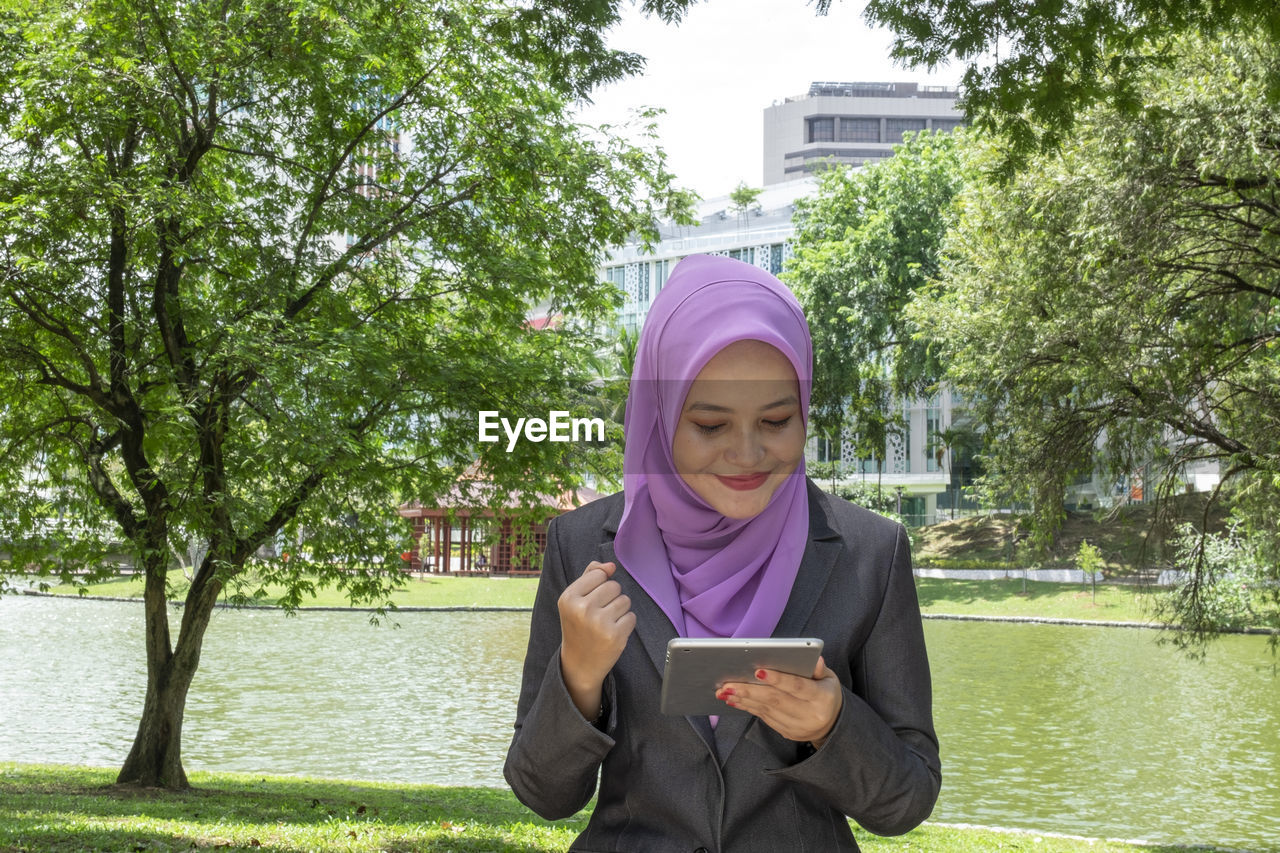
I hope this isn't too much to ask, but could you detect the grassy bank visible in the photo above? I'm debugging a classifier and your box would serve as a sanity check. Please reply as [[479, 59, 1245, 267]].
[[915, 577, 1160, 624], [43, 570, 1179, 625], [45, 571, 541, 609], [0, 763, 1211, 853], [913, 498, 1226, 573]]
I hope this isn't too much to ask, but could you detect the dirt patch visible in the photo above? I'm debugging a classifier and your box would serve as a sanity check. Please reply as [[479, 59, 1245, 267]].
[[915, 514, 1019, 565], [916, 493, 1228, 575]]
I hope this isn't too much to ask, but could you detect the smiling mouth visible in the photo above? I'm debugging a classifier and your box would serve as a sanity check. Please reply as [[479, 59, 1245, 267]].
[[715, 472, 769, 491]]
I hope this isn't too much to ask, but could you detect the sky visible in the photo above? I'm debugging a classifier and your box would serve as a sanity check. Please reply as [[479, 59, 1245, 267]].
[[576, 0, 962, 201]]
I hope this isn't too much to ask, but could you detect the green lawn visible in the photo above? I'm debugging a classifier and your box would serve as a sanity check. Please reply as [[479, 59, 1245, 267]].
[[914, 577, 1161, 624], [46, 570, 542, 609], [45, 570, 1186, 626], [0, 763, 1205, 853]]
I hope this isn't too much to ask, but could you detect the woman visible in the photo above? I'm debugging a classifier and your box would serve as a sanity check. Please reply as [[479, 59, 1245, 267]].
[[504, 254, 939, 852]]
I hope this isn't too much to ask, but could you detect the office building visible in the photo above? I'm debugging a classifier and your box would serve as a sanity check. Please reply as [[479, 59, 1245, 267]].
[[604, 178, 814, 335], [762, 81, 963, 185]]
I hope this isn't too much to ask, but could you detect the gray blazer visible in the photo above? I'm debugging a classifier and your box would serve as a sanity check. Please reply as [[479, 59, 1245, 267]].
[[504, 479, 940, 852]]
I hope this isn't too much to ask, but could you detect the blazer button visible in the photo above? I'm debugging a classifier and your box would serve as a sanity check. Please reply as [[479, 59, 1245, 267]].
[[693, 848, 709, 853]]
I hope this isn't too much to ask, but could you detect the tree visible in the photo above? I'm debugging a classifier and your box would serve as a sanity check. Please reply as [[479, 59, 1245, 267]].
[[728, 180, 763, 224], [1076, 539, 1103, 605], [933, 421, 980, 519], [0, 0, 691, 788], [784, 129, 968, 478], [1165, 524, 1267, 643], [572, 325, 638, 492], [859, 0, 1280, 169], [910, 31, 1280, 641], [597, 326, 639, 425]]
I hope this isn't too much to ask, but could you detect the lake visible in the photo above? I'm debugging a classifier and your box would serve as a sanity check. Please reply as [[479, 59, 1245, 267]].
[[1, 595, 1277, 849]]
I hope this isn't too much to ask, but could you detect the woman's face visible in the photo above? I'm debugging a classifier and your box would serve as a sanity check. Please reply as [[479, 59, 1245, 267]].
[[672, 339, 806, 519]]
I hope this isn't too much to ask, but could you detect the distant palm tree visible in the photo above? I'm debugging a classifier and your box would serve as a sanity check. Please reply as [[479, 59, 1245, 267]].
[[600, 326, 638, 423], [576, 327, 638, 490]]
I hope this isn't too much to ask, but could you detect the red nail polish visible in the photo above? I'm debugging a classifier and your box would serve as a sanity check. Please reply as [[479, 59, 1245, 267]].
[[720, 687, 735, 698], [755, 669, 767, 681]]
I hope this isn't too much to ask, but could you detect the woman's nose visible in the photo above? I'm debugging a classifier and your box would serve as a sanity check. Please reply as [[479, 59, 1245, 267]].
[[725, 428, 765, 467]]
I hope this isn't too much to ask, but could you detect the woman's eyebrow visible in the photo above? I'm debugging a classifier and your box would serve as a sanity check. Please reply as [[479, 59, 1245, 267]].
[[760, 395, 799, 411], [685, 395, 798, 414]]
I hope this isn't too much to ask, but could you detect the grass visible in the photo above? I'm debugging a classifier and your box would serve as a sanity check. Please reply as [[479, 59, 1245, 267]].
[[44, 571, 542, 610], [0, 763, 1213, 853], [43, 570, 1180, 626], [915, 577, 1161, 624]]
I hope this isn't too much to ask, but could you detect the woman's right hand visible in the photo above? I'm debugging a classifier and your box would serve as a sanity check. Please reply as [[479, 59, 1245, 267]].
[[557, 561, 636, 721]]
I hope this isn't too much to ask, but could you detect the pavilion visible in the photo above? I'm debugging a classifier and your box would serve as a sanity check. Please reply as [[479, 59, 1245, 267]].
[[398, 472, 602, 575]]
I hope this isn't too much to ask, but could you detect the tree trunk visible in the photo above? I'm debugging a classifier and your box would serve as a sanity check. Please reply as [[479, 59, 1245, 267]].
[[116, 548, 219, 788], [117, 664, 192, 788]]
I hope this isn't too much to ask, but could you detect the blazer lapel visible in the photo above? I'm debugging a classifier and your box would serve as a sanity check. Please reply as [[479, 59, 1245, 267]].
[[772, 481, 844, 638], [716, 481, 845, 765], [598, 504, 720, 755], [597, 481, 846, 764]]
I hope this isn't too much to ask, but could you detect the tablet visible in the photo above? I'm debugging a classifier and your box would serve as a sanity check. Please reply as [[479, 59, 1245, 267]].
[[659, 637, 823, 717]]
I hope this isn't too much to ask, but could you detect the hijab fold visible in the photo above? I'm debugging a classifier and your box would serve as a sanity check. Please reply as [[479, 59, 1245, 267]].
[[613, 255, 813, 639]]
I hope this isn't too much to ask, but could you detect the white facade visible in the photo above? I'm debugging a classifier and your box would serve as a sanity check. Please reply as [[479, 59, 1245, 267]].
[[605, 178, 815, 334], [811, 393, 958, 525], [763, 81, 963, 185]]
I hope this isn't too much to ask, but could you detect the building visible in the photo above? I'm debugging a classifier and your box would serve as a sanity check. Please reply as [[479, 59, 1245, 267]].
[[605, 178, 815, 335], [762, 81, 963, 185], [593, 81, 982, 525], [398, 465, 603, 574]]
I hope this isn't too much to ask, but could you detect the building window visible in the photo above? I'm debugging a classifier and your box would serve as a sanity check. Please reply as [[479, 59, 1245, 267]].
[[839, 117, 879, 143], [654, 258, 671, 294], [931, 119, 964, 134], [808, 117, 835, 143], [886, 118, 927, 143], [605, 265, 626, 301], [926, 396, 942, 472], [900, 495, 926, 527]]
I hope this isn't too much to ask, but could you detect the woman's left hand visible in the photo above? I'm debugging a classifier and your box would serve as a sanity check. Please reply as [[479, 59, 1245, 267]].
[[715, 656, 843, 747]]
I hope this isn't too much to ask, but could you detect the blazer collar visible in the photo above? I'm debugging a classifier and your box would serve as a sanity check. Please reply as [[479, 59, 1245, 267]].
[[598, 478, 845, 763]]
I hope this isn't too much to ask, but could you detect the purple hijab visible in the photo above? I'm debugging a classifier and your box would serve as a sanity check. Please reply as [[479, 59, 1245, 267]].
[[613, 254, 812, 639]]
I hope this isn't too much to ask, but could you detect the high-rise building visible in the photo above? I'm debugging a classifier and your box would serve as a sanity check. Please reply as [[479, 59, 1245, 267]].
[[762, 81, 963, 185]]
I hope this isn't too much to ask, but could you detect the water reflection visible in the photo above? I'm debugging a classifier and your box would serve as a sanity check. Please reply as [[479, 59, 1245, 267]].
[[927, 620, 1280, 847], [2, 596, 1278, 849], [188, 606, 530, 787], [0, 598, 529, 787]]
